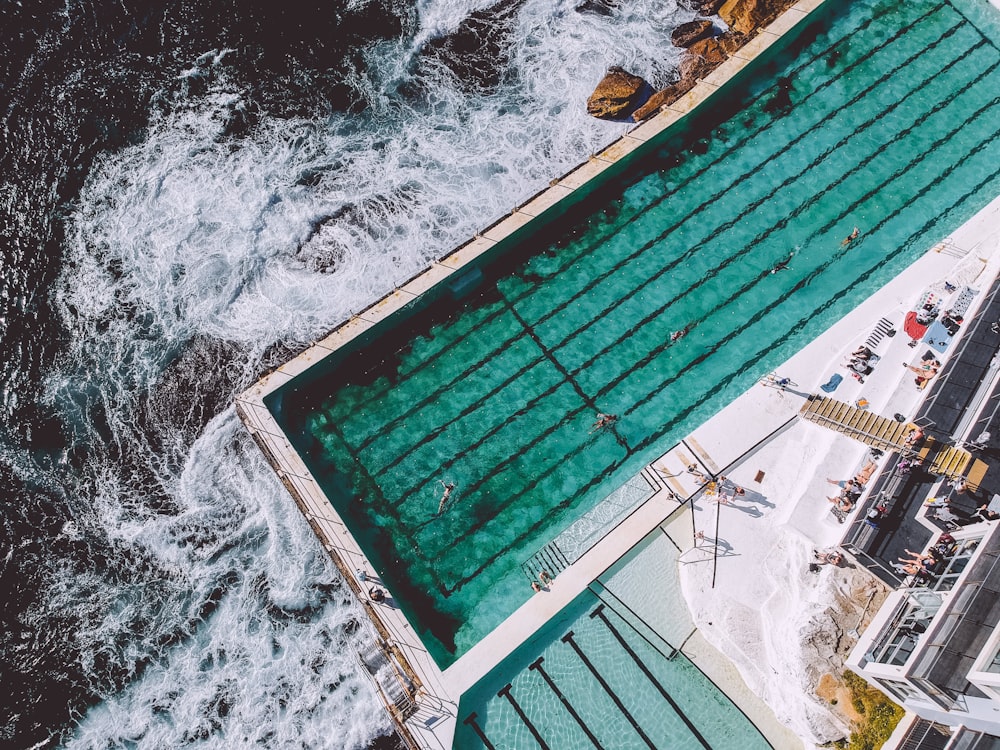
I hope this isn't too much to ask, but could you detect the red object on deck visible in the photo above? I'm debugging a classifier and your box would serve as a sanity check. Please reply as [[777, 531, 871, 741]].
[[904, 310, 928, 341]]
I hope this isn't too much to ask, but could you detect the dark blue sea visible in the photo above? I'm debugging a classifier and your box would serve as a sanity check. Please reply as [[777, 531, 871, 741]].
[[0, 0, 691, 746]]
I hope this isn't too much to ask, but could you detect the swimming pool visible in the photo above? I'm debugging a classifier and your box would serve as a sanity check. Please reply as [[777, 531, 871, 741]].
[[269, 0, 1000, 666], [453, 587, 770, 750]]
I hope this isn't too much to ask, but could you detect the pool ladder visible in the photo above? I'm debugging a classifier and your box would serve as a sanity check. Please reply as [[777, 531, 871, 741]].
[[520, 542, 570, 583]]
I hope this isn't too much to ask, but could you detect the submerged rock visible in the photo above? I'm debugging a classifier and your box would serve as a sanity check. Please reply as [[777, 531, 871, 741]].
[[686, 0, 727, 13], [421, 0, 525, 93], [575, 0, 620, 15], [586, 66, 649, 120]]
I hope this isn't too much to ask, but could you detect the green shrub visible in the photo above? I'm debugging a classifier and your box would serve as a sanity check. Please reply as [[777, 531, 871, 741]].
[[841, 670, 905, 750]]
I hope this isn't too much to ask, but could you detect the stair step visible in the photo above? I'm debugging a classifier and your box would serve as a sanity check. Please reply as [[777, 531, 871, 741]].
[[521, 541, 570, 582]]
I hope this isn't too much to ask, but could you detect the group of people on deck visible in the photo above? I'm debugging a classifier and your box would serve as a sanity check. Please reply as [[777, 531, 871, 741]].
[[684, 464, 746, 503], [894, 531, 962, 580], [845, 345, 879, 382], [892, 533, 964, 582], [826, 459, 877, 514], [812, 548, 843, 567], [894, 546, 945, 579], [927, 493, 1000, 527], [530, 569, 554, 593]]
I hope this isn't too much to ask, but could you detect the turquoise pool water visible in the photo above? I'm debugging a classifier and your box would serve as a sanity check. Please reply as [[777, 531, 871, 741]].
[[271, 0, 1000, 666], [453, 588, 770, 750]]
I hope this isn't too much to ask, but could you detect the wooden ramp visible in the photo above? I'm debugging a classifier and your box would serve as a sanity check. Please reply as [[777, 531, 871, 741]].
[[929, 445, 973, 479], [801, 396, 979, 480], [966, 459, 990, 491], [799, 396, 919, 452], [649, 443, 714, 500]]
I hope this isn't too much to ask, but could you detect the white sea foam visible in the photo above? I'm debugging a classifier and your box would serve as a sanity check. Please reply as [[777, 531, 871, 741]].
[[63, 412, 393, 749], [51, 0, 690, 746]]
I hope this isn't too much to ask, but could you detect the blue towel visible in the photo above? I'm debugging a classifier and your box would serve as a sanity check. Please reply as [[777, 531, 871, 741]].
[[820, 373, 843, 393], [923, 320, 951, 353]]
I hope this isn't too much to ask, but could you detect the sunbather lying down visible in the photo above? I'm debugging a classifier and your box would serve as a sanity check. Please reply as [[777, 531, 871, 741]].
[[828, 493, 857, 513], [854, 460, 877, 484], [907, 356, 941, 372]]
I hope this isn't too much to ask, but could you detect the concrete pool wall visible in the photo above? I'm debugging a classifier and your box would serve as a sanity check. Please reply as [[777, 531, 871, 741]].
[[235, 0, 834, 747]]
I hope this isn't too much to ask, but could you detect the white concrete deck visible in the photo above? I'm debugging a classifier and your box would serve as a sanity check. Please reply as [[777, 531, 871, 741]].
[[673, 193, 1000, 746]]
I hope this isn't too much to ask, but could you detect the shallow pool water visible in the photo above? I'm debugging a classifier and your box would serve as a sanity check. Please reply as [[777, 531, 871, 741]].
[[272, 0, 1000, 666], [453, 585, 770, 750]]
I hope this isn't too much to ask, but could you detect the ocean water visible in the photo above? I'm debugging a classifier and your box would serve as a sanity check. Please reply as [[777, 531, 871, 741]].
[[0, 0, 692, 747]]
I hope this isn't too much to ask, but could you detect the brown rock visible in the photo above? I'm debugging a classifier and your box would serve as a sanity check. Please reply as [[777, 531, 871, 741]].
[[586, 67, 649, 120], [717, 30, 749, 55], [687, 36, 731, 68], [719, 0, 793, 36], [631, 79, 696, 121], [632, 0, 787, 123], [688, 0, 726, 13], [672, 19, 716, 48], [632, 33, 738, 121]]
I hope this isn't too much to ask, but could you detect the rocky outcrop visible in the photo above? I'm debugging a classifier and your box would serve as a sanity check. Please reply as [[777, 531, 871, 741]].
[[575, 0, 619, 16], [686, 0, 726, 13], [421, 0, 526, 93], [687, 35, 740, 68], [586, 67, 649, 120], [629, 85, 687, 123], [719, 0, 790, 36], [631, 34, 741, 121], [630, 0, 795, 121], [671, 19, 716, 48]]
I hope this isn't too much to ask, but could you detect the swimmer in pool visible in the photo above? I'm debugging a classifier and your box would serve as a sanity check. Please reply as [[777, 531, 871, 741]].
[[437, 481, 455, 514], [670, 325, 691, 343], [590, 413, 617, 433], [770, 251, 794, 273]]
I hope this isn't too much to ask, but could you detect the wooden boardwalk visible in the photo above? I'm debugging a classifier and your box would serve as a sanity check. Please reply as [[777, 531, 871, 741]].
[[800, 395, 980, 481], [799, 396, 920, 453]]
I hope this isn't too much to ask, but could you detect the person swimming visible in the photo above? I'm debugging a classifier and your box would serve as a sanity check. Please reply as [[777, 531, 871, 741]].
[[437, 481, 456, 514], [770, 251, 794, 273], [670, 325, 691, 342], [841, 226, 860, 245], [590, 413, 617, 432]]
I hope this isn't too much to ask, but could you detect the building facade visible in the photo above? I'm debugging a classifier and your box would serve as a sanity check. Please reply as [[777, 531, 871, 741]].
[[848, 521, 1000, 742]]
